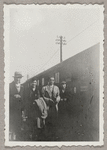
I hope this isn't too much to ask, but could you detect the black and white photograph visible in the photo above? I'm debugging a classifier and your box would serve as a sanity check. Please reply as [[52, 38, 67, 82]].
[[4, 4, 104, 146]]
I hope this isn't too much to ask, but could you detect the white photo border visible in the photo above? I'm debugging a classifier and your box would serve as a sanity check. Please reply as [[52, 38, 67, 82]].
[[4, 4, 104, 147]]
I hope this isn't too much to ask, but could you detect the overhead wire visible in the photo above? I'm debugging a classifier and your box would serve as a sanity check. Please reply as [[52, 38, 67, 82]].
[[67, 19, 99, 44], [36, 49, 59, 74], [36, 19, 99, 74]]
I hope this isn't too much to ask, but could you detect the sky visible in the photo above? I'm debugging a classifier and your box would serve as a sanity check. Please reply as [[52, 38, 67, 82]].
[[8, 5, 101, 83]]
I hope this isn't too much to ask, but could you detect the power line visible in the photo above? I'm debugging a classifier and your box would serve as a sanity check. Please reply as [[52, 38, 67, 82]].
[[36, 49, 59, 74], [67, 20, 99, 44], [36, 20, 99, 74]]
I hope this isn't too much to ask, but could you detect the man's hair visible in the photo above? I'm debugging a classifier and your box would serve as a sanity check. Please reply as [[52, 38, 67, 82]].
[[31, 78, 37, 83], [49, 76, 55, 80]]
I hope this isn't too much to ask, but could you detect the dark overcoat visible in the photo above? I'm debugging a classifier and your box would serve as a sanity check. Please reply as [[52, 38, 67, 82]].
[[9, 81, 24, 136]]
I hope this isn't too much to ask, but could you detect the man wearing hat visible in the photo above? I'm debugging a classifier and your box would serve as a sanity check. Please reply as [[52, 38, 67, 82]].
[[58, 81, 70, 140], [9, 71, 25, 141], [58, 81, 68, 118]]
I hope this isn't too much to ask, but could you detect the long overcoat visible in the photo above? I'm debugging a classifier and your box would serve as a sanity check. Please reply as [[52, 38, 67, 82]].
[[42, 85, 60, 125], [9, 81, 24, 138]]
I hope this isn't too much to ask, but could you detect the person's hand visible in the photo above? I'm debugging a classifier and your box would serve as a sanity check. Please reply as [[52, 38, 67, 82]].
[[33, 101, 36, 104], [49, 99, 54, 103], [23, 117, 27, 122], [22, 111, 27, 121], [14, 94, 21, 98], [48, 99, 54, 106], [41, 111, 48, 119], [56, 96, 60, 103], [22, 115, 28, 122], [64, 98, 67, 101]]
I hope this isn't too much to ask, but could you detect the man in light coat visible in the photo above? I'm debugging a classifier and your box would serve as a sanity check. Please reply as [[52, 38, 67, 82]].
[[42, 77, 60, 140]]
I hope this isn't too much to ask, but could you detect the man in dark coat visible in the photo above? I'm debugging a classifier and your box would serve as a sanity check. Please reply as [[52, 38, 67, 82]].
[[59, 81, 69, 115], [9, 72, 24, 141], [58, 81, 70, 140], [25, 79, 47, 141]]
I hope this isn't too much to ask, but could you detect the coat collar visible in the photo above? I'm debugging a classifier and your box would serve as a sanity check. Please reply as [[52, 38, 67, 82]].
[[45, 85, 55, 98], [12, 81, 23, 93]]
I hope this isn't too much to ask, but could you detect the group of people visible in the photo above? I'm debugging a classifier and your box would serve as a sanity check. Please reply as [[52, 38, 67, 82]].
[[9, 71, 72, 141]]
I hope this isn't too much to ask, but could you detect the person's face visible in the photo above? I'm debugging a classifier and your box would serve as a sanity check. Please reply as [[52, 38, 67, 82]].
[[62, 83, 66, 89], [32, 81, 37, 88], [14, 77, 21, 84], [49, 78, 55, 85]]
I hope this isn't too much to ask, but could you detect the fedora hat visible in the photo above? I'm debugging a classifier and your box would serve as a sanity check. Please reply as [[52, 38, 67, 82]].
[[13, 72, 23, 78]]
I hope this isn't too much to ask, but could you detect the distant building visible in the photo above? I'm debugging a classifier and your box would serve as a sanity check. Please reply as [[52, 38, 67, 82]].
[[24, 43, 100, 141]]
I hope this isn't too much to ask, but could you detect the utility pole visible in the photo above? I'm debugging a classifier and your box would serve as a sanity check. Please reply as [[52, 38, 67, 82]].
[[56, 36, 66, 63]]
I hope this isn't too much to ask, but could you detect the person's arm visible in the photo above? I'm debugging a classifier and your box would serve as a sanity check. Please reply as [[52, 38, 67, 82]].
[[21, 86, 28, 121], [37, 89, 40, 99], [56, 87, 60, 103]]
